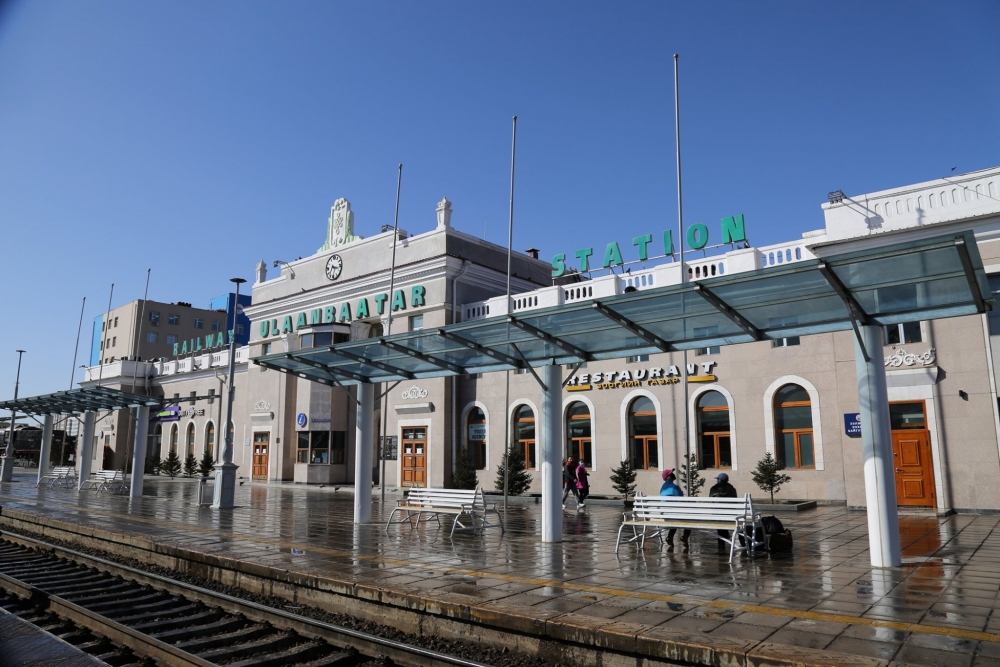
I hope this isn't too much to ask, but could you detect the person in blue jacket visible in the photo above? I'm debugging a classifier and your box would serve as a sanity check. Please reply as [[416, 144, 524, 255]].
[[659, 469, 691, 548]]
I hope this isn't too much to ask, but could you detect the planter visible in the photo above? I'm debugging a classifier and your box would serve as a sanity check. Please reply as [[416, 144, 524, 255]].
[[754, 500, 816, 512]]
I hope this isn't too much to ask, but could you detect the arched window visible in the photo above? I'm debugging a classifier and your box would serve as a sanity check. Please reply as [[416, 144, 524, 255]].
[[186, 423, 196, 458], [466, 408, 487, 470], [628, 397, 658, 469], [514, 405, 536, 469], [565, 402, 592, 467], [169, 424, 178, 454], [697, 391, 731, 469], [205, 422, 215, 459], [774, 385, 814, 468], [226, 422, 234, 448], [149, 424, 162, 464]]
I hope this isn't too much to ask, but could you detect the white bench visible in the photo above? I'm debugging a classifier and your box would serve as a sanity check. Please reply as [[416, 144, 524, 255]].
[[385, 488, 504, 537], [81, 470, 129, 494], [38, 466, 77, 489], [616, 493, 763, 562]]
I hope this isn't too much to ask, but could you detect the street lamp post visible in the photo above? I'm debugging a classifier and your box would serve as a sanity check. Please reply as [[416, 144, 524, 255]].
[[213, 279, 245, 509], [1, 350, 26, 482]]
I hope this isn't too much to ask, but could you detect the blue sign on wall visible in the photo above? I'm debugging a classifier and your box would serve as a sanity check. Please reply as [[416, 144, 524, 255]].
[[296, 413, 307, 428], [844, 413, 862, 437]]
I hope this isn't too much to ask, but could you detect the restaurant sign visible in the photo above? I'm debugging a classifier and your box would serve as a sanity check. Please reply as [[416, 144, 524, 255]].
[[566, 363, 717, 391]]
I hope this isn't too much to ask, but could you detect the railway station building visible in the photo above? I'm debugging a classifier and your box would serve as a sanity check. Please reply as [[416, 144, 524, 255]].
[[76, 167, 1000, 522]]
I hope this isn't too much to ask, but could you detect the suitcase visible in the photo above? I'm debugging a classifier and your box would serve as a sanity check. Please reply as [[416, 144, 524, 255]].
[[768, 529, 793, 553]]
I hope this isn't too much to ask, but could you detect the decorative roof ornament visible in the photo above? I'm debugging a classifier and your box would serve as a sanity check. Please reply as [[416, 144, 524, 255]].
[[319, 198, 363, 253], [884, 347, 936, 368], [436, 197, 452, 230]]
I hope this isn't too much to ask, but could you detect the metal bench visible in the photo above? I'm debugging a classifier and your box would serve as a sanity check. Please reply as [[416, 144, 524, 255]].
[[81, 470, 128, 494], [616, 493, 763, 562], [385, 487, 504, 537], [38, 466, 77, 489]]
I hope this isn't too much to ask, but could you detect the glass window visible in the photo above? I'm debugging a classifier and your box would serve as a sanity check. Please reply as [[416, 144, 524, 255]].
[[694, 325, 719, 356], [189, 391, 196, 405], [331, 431, 346, 464], [261, 342, 271, 355], [149, 312, 160, 325], [890, 402, 926, 430], [147, 332, 158, 343], [169, 424, 178, 454], [205, 423, 215, 458], [236, 324, 245, 335], [212, 321, 221, 331], [988, 276, 1000, 335], [883, 322, 922, 345], [168, 314, 180, 325], [114, 317, 118, 327], [697, 391, 731, 469], [626, 355, 649, 363], [166, 334, 178, 345], [772, 337, 800, 347], [565, 401, 592, 468], [467, 408, 487, 470], [112, 337, 116, 347], [186, 423, 196, 458], [297, 431, 310, 463], [628, 396, 658, 469], [194, 318, 204, 329], [696, 346, 720, 356], [410, 314, 424, 331], [514, 405, 536, 469], [310, 431, 330, 464], [774, 384, 814, 469]]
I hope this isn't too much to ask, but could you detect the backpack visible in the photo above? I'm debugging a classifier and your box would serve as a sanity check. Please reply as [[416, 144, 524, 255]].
[[761, 515, 784, 535]]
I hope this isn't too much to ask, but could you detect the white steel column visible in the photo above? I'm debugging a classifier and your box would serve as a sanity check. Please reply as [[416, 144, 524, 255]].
[[130, 405, 149, 499], [36, 414, 54, 485], [855, 324, 901, 567], [354, 383, 374, 524], [541, 363, 563, 543], [78, 411, 96, 491]]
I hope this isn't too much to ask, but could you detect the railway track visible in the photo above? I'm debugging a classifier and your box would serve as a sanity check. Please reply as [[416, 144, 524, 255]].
[[0, 530, 493, 667]]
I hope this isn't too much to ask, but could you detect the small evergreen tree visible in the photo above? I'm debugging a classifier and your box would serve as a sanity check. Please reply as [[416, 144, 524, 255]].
[[451, 447, 479, 490], [198, 450, 215, 477], [161, 450, 182, 478], [609, 459, 637, 501], [751, 452, 791, 504], [183, 453, 198, 478], [494, 443, 532, 496], [678, 453, 705, 497]]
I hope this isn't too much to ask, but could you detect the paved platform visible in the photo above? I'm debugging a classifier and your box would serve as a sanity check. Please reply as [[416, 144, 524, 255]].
[[2, 471, 1000, 667]]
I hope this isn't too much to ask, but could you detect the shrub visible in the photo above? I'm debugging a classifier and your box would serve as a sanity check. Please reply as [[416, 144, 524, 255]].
[[160, 450, 182, 478], [494, 443, 531, 496], [198, 451, 216, 477], [183, 453, 198, 478], [678, 452, 705, 497], [751, 452, 792, 504], [609, 459, 637, 501]]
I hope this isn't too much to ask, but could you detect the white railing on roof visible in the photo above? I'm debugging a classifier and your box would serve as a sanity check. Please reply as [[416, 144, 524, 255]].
[[757, 241, 814, 269]]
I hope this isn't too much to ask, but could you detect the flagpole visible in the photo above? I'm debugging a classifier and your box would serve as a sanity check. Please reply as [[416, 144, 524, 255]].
[[381, 164, 402, 505], [61, 296, 86, 465], [123, 269, 151, 477], [502, 116, 517, 525], [674, 54, 691, 496]]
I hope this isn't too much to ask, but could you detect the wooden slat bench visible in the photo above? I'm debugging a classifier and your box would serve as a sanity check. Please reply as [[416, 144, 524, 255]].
[[385, 488, 504, 537], [38, 466, 77, 489], [81, 470, 128, 494], [616, 493, 763, 562]]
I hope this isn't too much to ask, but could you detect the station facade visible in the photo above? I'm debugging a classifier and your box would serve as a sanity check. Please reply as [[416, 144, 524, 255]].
[[81, 168, 1000, 513]]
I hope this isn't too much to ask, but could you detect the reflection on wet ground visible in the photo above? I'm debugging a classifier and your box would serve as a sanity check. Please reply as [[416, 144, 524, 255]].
[[3, 473, 1000, 666]]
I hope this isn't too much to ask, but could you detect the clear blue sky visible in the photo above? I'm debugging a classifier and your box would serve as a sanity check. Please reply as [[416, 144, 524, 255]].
[[1, 1, 998, 399]]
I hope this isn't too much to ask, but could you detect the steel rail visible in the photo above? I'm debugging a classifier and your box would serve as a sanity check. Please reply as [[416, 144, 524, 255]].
[[0, 530, 493, 667]]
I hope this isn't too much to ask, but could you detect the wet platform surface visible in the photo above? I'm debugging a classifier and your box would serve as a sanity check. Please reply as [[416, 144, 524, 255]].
[[3, 471, 1000, 666]]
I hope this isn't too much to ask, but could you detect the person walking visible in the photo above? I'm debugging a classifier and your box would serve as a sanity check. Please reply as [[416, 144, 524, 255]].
[[659, 469, 690, 548], [575, 460, 590, 508], [709, 472, 738, 553], [562, 456, 579, 509]]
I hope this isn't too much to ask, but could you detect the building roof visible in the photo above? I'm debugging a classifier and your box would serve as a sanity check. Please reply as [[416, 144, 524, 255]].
[[0, 387, 160, 416]]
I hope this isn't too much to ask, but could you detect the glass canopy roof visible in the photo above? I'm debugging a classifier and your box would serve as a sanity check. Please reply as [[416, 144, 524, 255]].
[[256, 231, 991, 387], [0, 387, 161, 416]]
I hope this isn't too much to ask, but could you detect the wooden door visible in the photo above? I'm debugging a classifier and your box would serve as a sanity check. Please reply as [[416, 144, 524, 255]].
[[892, 430, 935, 506], [252, 432, 269, 481], [401, 427, 426, 488]]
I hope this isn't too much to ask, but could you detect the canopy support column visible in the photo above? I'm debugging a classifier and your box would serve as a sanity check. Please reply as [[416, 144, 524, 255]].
[[78, 412, 96, 491], [541, 363, 563, 543], [35, 415, 54, 485], [354, 383, 374, 524], [855, 324, 901, 567], [130, 405, 149, 499]]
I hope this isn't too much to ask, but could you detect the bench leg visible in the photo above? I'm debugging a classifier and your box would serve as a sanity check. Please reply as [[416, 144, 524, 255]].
[[616, 524, 626, 554]]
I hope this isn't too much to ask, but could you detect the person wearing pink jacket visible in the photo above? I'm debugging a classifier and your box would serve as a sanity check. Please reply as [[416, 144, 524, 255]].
[[575, 460, 590, 508]]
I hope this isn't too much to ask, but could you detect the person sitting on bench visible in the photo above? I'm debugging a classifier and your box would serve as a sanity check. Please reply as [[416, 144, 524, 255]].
[[659, 469, 690, 549], [709, 472, 738, 553]]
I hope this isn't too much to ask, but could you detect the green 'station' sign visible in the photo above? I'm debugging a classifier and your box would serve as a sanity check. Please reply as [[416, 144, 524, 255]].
[[551, 215, 746, 277]]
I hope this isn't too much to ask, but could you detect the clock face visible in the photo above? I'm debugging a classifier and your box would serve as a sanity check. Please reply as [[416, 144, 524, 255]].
[[325, 254, 343, 281]]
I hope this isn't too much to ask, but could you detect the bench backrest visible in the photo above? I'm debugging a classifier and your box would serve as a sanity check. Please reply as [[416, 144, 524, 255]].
[[96, 470, 124, 481], [51, 466, 76, 477], [633, 493, 755, 522], [405, 487, 484, 510]]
